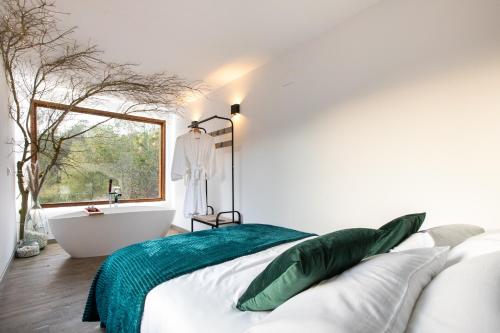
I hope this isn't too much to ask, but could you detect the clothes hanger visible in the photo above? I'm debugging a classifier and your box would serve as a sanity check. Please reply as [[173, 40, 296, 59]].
[[188, 121, 203, 138], [190, 127, 202, 139]]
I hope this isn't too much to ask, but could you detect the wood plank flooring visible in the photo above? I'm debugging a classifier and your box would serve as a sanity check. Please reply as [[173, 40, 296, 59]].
[[0, 227, 184, 333]]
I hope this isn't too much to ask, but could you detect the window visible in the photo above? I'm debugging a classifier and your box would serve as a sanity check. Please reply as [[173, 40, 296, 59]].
[[32, 100, 166, 207]]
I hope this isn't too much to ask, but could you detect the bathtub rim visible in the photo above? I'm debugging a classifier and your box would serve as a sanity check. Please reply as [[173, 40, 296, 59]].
[[49, 205, 175, 220]]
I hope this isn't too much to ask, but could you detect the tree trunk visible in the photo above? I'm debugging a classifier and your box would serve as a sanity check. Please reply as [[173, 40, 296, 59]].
[[16, 161, 29, 240]]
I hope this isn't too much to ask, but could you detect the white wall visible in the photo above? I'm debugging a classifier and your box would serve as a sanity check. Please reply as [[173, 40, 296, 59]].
[[181, 0, 500, 234], [0, 64, 17, 280]]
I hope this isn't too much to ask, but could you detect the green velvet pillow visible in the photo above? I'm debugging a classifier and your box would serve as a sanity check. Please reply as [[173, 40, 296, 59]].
[[236, 228, 382, 311], [367, 212, 426, 256]]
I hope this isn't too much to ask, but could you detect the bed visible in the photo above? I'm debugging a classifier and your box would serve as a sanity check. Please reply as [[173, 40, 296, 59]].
[[83, 221, 500, 333], [141, 237, 310, 333]]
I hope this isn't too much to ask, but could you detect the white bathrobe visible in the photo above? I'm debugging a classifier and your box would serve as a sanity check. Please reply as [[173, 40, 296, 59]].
[[171, 131, 216, 217]]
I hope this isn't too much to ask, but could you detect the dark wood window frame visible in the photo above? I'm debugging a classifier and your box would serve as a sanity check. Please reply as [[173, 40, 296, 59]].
[[31, 100, 166, 208]]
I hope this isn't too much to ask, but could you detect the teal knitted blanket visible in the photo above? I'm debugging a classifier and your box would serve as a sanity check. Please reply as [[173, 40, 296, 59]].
[[82, 224, 313, 333]]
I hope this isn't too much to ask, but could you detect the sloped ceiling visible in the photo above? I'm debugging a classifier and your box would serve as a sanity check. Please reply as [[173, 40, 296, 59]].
[[55, 0, 380, 89]]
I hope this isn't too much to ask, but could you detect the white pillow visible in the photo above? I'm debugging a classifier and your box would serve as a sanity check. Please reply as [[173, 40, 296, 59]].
[[392, 224, 484, 252], [245, 247, 449, 333], [391, 232, 435, 252], [446, 229, 500, 267], [406, 251, 500, 333]]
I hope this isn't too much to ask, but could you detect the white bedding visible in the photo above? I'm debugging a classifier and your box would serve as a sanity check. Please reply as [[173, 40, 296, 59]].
[[140, 227, 499, 333], [406, 250, 500, 333], [445, 229, 500, 266], [140, 237, 313, 333], [246, 247, 449, 333]]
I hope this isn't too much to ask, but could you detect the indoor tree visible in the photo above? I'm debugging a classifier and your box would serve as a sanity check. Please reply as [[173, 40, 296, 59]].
[[0, 0, 203, 238]]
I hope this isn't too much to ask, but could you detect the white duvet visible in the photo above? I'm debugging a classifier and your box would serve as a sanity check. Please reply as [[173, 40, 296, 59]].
[[140, 237, 449, 333], [140, 237, 312, 333], [140, 229, 500, 333]]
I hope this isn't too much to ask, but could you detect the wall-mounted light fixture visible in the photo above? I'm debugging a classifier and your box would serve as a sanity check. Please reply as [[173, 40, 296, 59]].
[[231, 104, 240, 115]]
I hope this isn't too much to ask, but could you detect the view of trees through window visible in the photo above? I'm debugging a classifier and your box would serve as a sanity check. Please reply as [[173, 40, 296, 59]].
[[36, 106, 163, 205]]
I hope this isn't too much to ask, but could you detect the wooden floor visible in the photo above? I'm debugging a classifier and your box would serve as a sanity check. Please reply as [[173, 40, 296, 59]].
[[0, 228, 184, 333]]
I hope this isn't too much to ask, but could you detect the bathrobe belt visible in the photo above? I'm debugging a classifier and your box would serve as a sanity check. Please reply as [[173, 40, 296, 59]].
[[185, 167, 206, 183]]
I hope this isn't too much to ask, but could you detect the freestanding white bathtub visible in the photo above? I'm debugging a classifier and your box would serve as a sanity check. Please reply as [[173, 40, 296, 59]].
[[48, 206, 175, 258]]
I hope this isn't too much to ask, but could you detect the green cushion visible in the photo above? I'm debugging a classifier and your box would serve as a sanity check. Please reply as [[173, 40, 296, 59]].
[[236, 228, 382, 311], [367, 212, 426, 256]]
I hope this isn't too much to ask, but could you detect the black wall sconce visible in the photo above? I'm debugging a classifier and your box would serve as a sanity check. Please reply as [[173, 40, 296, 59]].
[[231, 104, 240, 115]]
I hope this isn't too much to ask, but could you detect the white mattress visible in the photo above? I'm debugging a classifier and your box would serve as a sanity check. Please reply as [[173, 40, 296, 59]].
[[140, 237, 313, 333]]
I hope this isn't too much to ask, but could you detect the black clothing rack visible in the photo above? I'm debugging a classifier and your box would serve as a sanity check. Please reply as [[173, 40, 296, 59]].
[[188, 115, 241, 231]]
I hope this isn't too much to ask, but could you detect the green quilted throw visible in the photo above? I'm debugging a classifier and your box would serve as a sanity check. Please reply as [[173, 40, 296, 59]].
[[82, 224, 314, 333]]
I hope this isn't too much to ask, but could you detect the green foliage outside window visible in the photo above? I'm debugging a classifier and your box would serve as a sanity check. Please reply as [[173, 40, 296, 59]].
[[38, 113, 161, 204]]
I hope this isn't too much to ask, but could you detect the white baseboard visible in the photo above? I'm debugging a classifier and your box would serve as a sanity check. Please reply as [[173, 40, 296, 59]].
[[0, 246, 16, 285]]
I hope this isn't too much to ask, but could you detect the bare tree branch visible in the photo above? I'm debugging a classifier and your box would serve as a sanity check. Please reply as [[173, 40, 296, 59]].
[[0, 0, 206, 237]]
